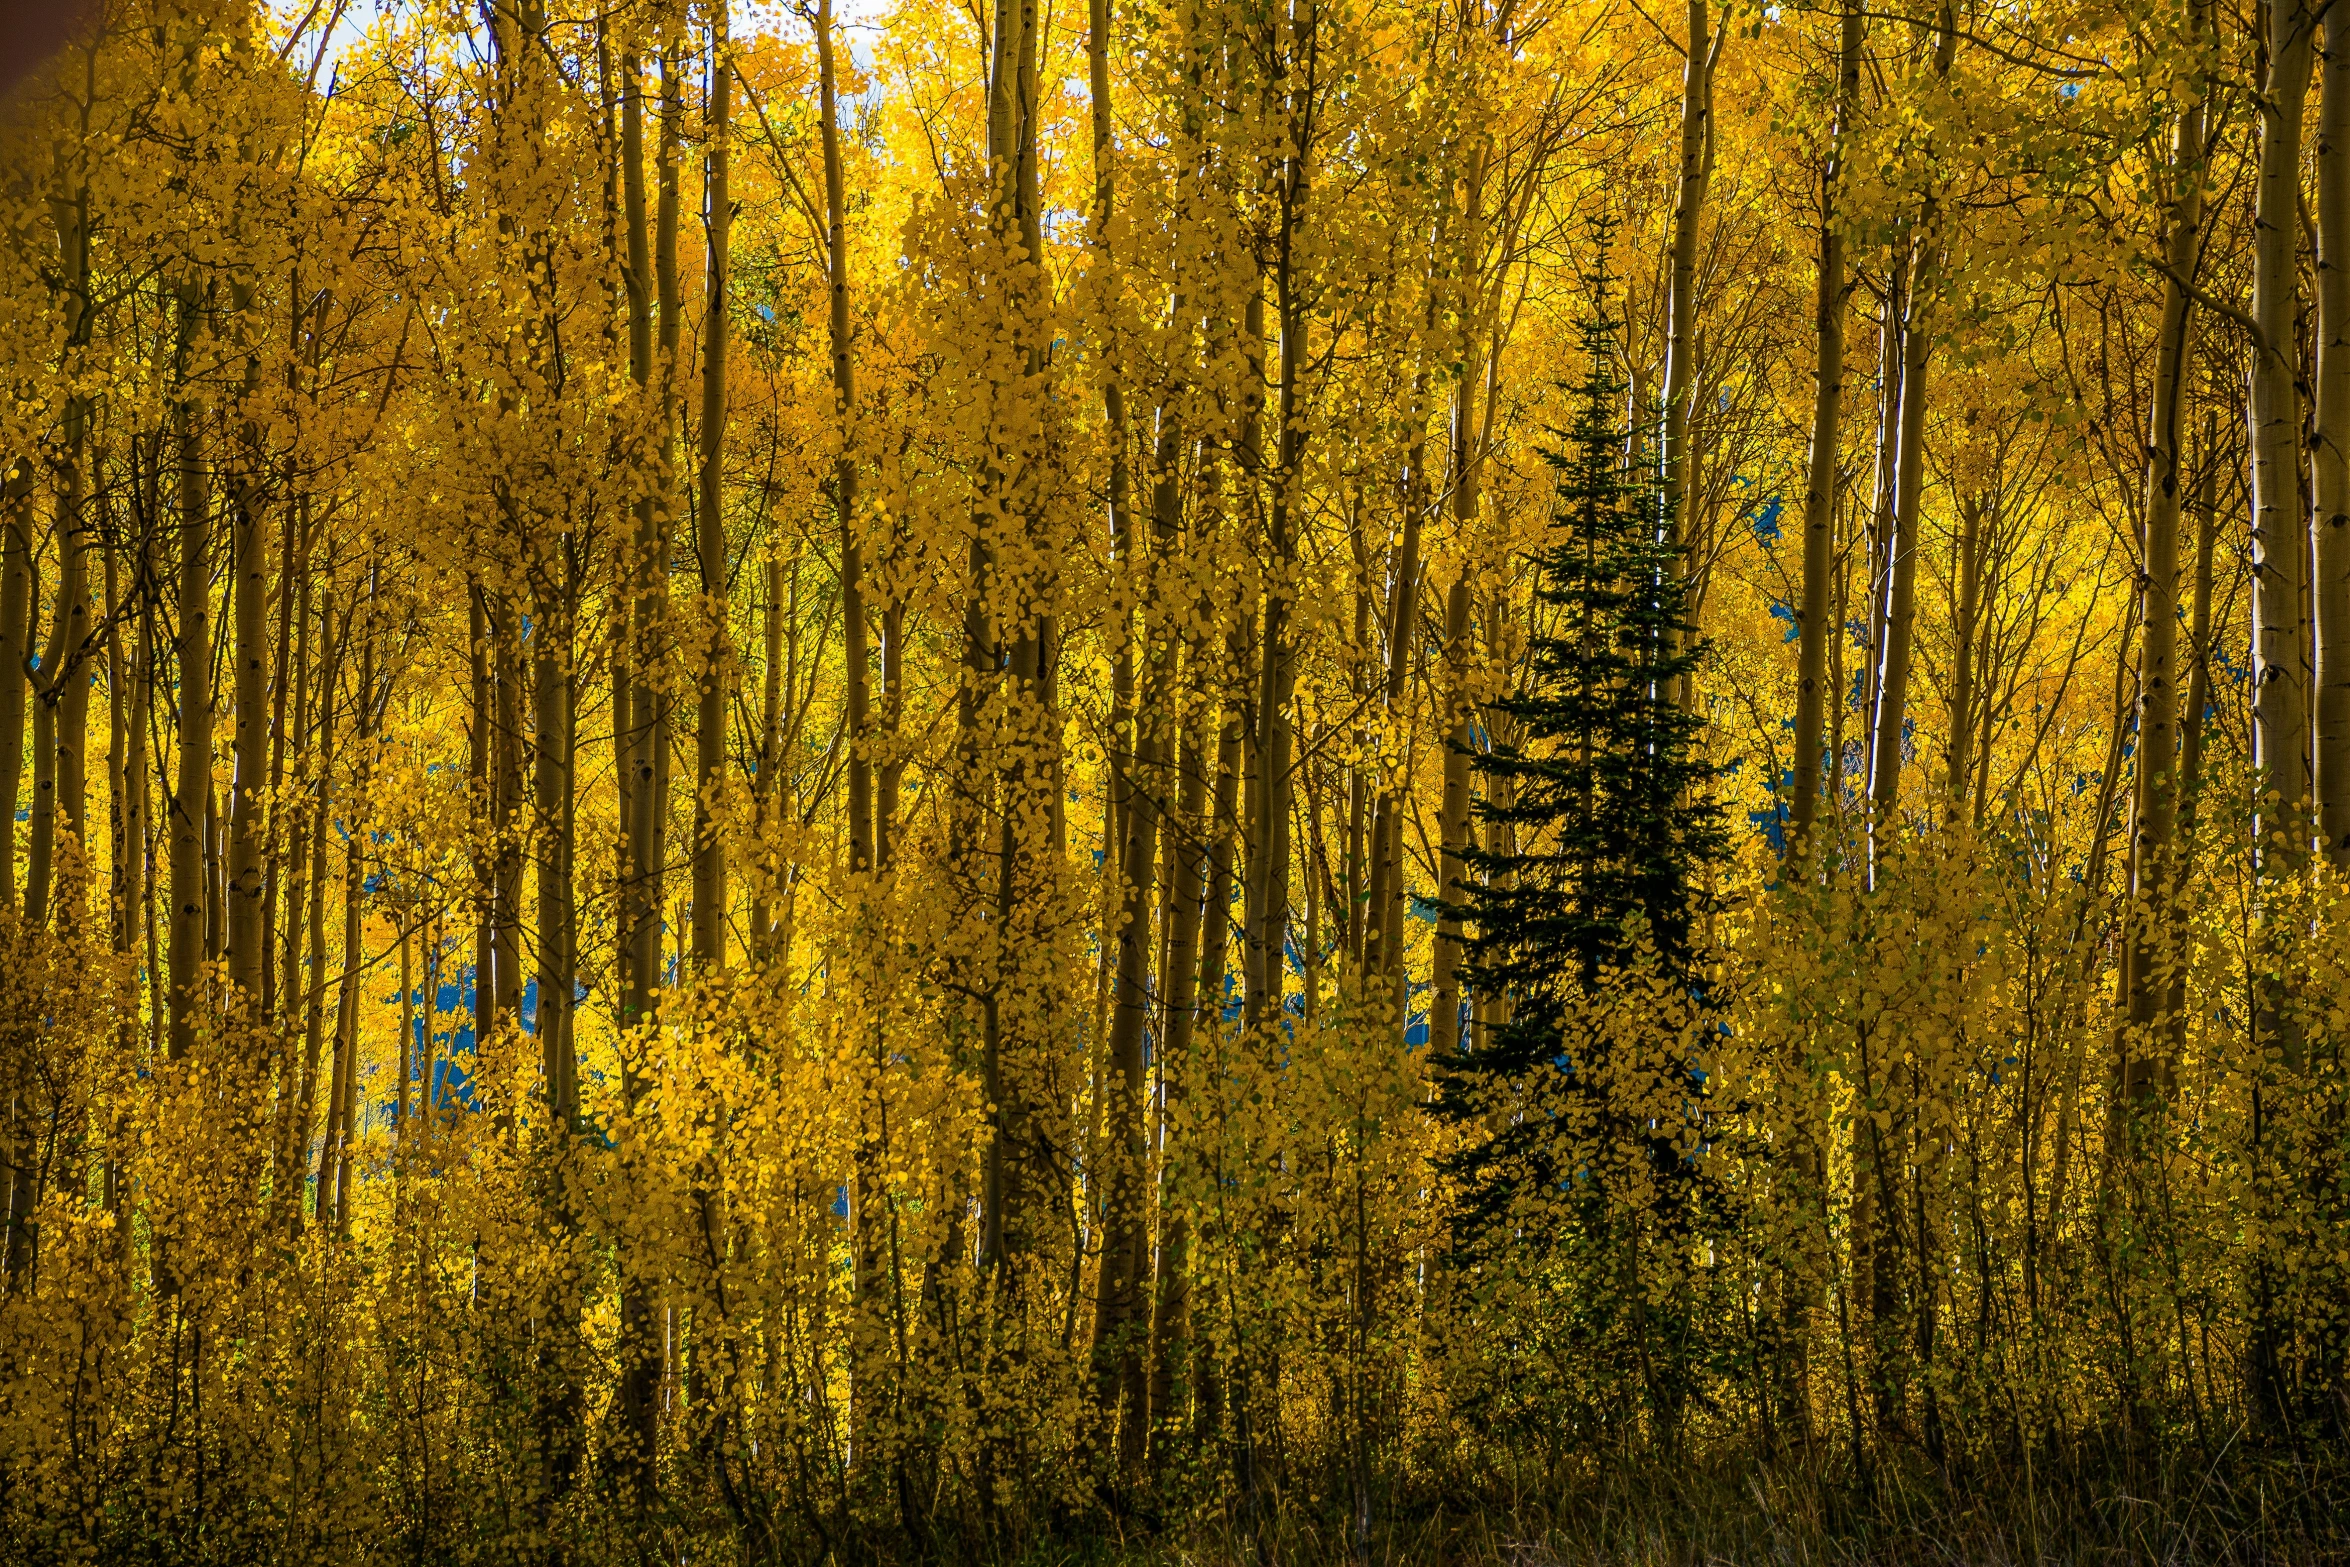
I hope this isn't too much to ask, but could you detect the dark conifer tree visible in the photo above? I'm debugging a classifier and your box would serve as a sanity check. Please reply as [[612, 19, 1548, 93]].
[[1438, 254, 1727, 1226]]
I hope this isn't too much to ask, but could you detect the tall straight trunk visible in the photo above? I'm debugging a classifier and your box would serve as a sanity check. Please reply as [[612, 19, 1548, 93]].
[[1945, 497, 1985, 814], [40, 178, 94, 925], [877, 603, 905, 864], [261, 483, 297, 1022], [1252, 269, 1302, 1025], [280, 563, 314, 1057], [2253, 0, 2316, 837], [615, 30, 664, 1469], [320, 821, 362, 1238], [26, 540, 61, 927], [1660, 0, 1715, 706], [0, 487, 27, 911], [690, 2, 731, 976], [168, 284, 214, 1062], [1084, 0, 1158, 1466], [206, 779, 224, 964], [468, 584, 493, 1044], [751, 553, 788, 955], [140, 585, 162, 1059], [32, 494, 92, 928], [103, 549, 138, 955], [1430, 575, 1474, 1057], [492, 599, 524, 1022], [536, 573, 577, 1125], [1145, 705, 1211, 1426], [2250, 0, 2320, 1434], [625, 26, 683, 1014], [317, 845, 355, 1233], [320, 590, 376, 1238], [225, 446, 270, 1002], [1154, 705, 1241, 1457], [821, 0, 894, 1479], [1429, 137, 1491, 1060], [266, 289, 323, 1027], [398, 923, 413, 1134], [1092, 692, 1161, 1461], [266, 563, 312, 1196], [975, 0, 1046, 1289], [1864, 3, 1956, 875], [817, 0, 871, 877], [1360, 292, 1444, 998], [1788, 0, 1862, 874], [2119, 37, 2209, 1083], [56, 543, 92, 915], [2163, 435, 2220, 1064], [287, 595, 338, 1235], [2314, 7, 2350, 858]]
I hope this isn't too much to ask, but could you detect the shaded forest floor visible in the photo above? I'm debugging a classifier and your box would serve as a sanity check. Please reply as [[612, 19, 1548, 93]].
[[1012, 1452, 2350, 1567]]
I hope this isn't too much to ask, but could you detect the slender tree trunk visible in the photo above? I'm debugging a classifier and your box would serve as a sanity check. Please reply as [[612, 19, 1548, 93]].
[[1661, 0, 1715, 706], [103, 548, 136, 954], [1256, 264, 1307, 1025], [974, 0, 1048, 1297], [40, 178, 95, 930], [1946, 497, 1985, 816], [469, 583, 494, 1043], [690, 2, 731, 976], [287, 593, 338, 1235], [280, 558, 314, 1066], [1864, 8, 1955, 878], [168, 284, 214, 1061], [2119, 37, 2208, 1094], [1157, 705, 1241, 1457], [27, 541, 60, 927], [2163, 431, 2220, 1071], [749, 554, 779, 956], [493, 600, 523, 1024], [261, 478, 296, 1024], [1430, 575, 1474, 1058], [1144, 702, 1212, 1452], [0, 486, 27, 911], [2249, 0, 2320, 1433], [1789, 0, 1862, 874], [1432, 131, 1493, 1060], [1082, 0, 1161, 1468], [1360, 297, 1443, 1002], [817, 0, 871, 879], [2254, 0, 2316, 839], [610, 32, 673, 1497], [536, 571, 577, 1125], [2313, 6, 2350, 857], [321, 590, 376, 1239], [225, 433, 270, 1003]]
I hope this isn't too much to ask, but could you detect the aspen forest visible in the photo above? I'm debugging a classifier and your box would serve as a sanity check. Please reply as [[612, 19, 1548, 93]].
[[6, 0, 2350, 1561]]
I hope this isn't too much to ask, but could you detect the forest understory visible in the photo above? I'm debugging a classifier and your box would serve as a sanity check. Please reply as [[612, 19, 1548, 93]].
[[2, 0, 2349, 1562]]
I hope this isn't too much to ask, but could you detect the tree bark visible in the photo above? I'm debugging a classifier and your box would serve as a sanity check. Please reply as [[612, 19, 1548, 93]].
[[1788, 0, 1862, 874], [225, 418, 270, 1004], [320, 586, 376, 1240], [168, 284, 213, 1061], [1661, 0, 1716, 707], [0, 484, 27, 911], [1431, 572, 1475, 1057], [2118, 31, 2208, 1095], [287, 593, 338, 1234], [2313, 5, 2350, 857], [690, 1, 731, 976], [536, 568, 577, 1125], [2253, 0, 2316, 838], [1865, 4, 1957, 876]]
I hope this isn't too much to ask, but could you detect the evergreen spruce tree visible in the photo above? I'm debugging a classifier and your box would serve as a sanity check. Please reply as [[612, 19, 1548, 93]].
[[1438, 255, 1728, 1229]]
